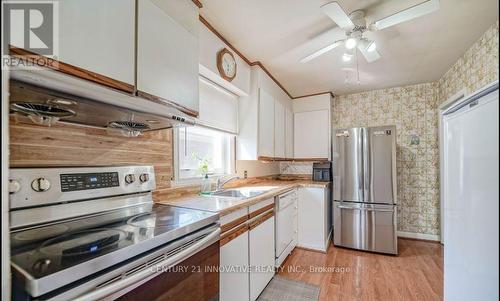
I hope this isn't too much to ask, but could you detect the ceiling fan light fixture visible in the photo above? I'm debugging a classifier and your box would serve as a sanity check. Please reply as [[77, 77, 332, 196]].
[[366, 41, 377, 52], [345, 37, 357, 50], [342, 53, 353, 62]]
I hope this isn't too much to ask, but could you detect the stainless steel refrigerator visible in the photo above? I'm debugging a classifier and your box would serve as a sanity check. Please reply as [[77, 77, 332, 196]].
[[332, 125, 397, 254]]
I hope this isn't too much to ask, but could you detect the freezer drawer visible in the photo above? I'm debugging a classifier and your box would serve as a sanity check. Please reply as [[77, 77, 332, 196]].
[[333, 201, 397, 254]]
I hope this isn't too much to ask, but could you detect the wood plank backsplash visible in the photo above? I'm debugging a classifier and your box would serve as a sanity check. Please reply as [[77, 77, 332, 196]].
[[9, 117, 174, 201]]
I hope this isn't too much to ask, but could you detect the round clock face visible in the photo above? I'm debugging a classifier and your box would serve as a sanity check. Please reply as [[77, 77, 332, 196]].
[[219, 50, 237, 80]]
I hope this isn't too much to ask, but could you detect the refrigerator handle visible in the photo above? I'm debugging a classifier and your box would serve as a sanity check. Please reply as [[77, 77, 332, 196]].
[[362, 128, 370, 202], [357, 131, 364, 200]]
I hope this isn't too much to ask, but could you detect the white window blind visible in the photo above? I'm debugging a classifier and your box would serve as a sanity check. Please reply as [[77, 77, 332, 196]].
[[198, 77, 238, 134]]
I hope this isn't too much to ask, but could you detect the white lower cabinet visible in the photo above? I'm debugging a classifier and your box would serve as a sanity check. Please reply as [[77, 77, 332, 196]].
[[297, 187, 331, 252], [220, 202, 275, 301], [220, 231, 250, 301], [249, 216, 275, 301]]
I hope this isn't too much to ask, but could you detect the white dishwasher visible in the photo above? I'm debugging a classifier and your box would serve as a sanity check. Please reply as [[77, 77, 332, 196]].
[[275, 189, 298, 267]]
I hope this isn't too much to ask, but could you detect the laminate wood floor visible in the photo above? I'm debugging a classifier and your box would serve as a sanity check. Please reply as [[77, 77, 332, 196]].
[[277, 239, 443, 301]]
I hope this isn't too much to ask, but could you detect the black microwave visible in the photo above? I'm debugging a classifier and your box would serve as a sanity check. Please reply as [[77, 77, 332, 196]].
[[312, 162, 332, 182]]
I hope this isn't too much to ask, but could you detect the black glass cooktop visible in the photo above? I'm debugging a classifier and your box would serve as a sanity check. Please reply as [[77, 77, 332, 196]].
[[10, 204, 218, 280]]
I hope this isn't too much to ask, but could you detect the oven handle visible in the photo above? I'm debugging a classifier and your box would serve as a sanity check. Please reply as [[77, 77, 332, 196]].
[[71, 227, 221, 301]]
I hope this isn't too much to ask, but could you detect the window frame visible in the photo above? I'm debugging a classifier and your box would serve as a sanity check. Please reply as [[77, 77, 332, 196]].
[[172, 125, 236, 186]]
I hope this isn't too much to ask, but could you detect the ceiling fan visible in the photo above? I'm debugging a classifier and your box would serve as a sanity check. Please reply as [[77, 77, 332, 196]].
[[300, 0, 440, 63]]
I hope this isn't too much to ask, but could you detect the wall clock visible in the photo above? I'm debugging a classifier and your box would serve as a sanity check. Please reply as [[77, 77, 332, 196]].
[[217, 48, 237, 82]]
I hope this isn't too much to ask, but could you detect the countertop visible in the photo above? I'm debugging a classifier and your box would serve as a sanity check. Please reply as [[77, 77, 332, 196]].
[[158, 179, 330, 216]]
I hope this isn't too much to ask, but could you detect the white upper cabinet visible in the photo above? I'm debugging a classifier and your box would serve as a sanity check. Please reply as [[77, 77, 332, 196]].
[[43, 0, 135, 87], [237, 66, 293, 160], [274, 100, 286, 158], [285, 107, 294, 159], [293, 94, 332, 160], [137, 0, 199, 114], [294, 110, 330, 159], [258, 89, 275, 158]]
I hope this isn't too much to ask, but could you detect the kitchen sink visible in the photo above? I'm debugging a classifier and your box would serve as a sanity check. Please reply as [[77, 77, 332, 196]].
[[207, 187, 275, 199]]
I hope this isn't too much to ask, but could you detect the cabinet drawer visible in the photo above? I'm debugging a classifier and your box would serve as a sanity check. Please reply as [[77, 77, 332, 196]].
[[221, 207, 248, 233], [249, 198, 274, 219]]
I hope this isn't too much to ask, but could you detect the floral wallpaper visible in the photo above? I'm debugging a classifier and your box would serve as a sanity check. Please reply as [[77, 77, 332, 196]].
[[283, 21, 499, 237], [332, 83, 439, 235], [438, 21, 499, 103]]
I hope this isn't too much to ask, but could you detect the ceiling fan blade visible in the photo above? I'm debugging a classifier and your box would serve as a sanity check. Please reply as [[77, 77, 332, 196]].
[[321, 2, 355, 30], [370, 0, 439, 31], [300, 40, 344, 63], [357, 43, 381, 63]]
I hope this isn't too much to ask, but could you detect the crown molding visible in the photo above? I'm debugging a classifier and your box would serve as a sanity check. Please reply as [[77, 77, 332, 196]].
[[198, 14, 334, 100]]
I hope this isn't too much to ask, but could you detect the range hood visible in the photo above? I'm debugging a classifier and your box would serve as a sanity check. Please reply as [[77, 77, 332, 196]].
[[9, 68, 195, 136]]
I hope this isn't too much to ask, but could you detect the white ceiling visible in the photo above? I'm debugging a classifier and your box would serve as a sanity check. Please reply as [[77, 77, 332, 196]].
[[200, 0, 499, 96]]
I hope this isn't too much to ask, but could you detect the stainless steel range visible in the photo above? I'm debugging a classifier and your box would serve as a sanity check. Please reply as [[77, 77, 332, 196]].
[[9, 166, 220, 301]]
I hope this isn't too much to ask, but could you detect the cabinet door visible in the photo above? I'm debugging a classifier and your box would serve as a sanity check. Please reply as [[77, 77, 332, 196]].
[[137, 0, 199, 114], [298, 188, 326, 251], [11, 0, 136, 88], [294, 110, 330, 159], [285, 107, 294, 159], [258, 89, 275, 158], [274, 101, 285, 158], [220, 231, 250, 301], [249, 216, 275, 301]]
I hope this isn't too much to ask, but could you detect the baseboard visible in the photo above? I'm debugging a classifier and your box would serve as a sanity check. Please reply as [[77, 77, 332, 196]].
[[397, 231, 440, 242]]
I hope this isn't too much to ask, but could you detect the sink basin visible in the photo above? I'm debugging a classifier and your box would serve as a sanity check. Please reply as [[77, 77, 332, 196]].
[[208, 187, 274, 199]]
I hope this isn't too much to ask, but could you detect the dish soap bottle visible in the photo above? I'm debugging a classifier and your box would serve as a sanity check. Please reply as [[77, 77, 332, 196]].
[[200, 174, 211, 195]]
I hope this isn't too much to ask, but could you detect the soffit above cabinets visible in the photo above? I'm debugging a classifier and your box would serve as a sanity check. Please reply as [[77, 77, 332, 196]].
[[200, 0, 499, 96]]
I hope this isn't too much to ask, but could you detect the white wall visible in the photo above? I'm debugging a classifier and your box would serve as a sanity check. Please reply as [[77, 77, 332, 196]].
[[199, 24, 251, 96], [292, 93, 331, 112]]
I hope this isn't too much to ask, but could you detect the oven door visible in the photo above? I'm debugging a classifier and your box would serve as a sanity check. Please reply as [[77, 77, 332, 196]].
[[66, 226, 220, 301]]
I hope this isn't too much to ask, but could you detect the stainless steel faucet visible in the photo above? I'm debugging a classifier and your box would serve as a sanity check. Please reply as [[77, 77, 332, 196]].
[[215, 176, 240, 192]]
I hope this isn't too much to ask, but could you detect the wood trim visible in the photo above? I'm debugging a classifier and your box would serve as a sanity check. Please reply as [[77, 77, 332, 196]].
[[249, 61, 294, 99], [249, 203, 275, 219], [9, 46, 135, 94], [191, 0, 202, 8], [198, 16, 335, 100], [137, 90, 199, 117], [220, 223, 248, 246], [257, 156, 276, 162], [398, 237, 442, 244], [294, 246, 328, 254], [221, 215, 249, 233], [292, 91, 335, 99], [199, 15, 252, 66], [290, 158, 330, 162], [249, 210, 274, 230]]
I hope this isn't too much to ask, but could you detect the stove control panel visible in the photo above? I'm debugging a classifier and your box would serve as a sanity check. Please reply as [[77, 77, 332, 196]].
[[9, 166, 156, 210], [60, 172, 119, 192]]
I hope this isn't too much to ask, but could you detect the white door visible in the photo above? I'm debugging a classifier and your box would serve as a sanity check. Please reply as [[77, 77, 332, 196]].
[[294, 110, 329, 159], [274, 100, 285, 158], [249, 217, 275, 301], [443, 86, 499, 301], [258, 89, 275, 158], [137, 0, 199, 113], [220, 231, 250, 301], [285, 107, 294, 159]]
